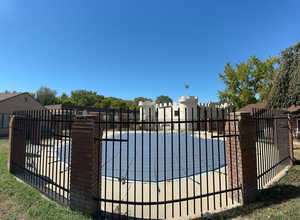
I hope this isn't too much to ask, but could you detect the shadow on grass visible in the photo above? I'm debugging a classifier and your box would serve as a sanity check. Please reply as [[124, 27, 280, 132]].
[[200, 170, 300, 219]]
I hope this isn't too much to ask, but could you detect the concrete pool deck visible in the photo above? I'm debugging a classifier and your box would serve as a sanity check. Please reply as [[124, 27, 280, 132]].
[[99, 167, 239, 219]]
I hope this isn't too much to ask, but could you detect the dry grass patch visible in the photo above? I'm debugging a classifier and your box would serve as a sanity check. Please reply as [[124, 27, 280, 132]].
[[0, 195, 28, 220], [0, 138, 8, 149]]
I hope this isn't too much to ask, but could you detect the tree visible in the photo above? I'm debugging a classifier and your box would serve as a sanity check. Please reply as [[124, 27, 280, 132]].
[[218, 56, 279, 109], [57, 93, 76, 105], [36, 87, 57, 105], [155, 95, 173, 104], [28, 92, 36, 99], [102, 97, 131, 109], [268, 42, 300, 107], [94, 98, 111, 108], [134, 97, 152, 105], [70, 90, 104, 107]]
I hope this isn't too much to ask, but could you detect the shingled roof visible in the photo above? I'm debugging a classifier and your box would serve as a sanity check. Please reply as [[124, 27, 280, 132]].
[[284, 105, 300, 113], [0, 93, 22, 102], [238, 103, 267, 113]]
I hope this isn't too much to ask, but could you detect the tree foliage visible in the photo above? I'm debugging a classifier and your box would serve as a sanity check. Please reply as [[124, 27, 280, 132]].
[[70, 90, 104, 107], [36, 87, 58, 105], [155, 95, 173, 104], [268, 42, 300, 107], [134, 97, 152, 105], [32, 88, 144, 110], [57, 93, 76, 105], [218, 56, 279, 108]]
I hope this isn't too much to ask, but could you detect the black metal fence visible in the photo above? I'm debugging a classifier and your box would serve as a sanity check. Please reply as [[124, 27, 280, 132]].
[[95, 107, 241, 219], [13, 107, 293, 219], [253, 108, 291, 190], [14, 110, 73, 206]]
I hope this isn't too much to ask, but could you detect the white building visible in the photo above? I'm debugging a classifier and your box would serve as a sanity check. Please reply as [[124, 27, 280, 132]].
[[139, 96, 229, 131]]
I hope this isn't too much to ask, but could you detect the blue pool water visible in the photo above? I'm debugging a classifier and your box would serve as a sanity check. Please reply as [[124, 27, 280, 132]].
[[58, 132, 225, 182]]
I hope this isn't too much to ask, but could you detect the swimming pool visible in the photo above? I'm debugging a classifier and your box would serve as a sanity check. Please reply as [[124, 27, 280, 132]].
[[58, 132, 225, 182]]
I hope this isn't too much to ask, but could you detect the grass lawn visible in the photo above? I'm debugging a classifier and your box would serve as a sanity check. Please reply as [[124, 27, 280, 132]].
[[0, 139, 91, 220], [1, 138, 300, 220]]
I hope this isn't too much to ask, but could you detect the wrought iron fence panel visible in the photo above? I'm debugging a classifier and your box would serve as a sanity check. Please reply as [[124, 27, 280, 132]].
[[253, 108, 290, 190], [96, 107, 241, 219], [14, 110, 73, 206]]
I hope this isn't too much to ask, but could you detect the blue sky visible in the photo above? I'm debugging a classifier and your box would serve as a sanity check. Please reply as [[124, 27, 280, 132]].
[[0, 0, 299, 102]]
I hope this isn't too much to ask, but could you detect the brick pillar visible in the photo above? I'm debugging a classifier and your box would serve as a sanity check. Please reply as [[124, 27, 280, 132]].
[[70, 119, 102, 215], [226, 112, 258, 204], [274, 116, 291, 167], [217, 121, 225, 134], [8, 116, 26, 174], [288, 116, 294, 164]]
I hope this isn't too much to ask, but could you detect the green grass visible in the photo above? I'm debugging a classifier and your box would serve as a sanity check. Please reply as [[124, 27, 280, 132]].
[[0, 139, 91, 220]]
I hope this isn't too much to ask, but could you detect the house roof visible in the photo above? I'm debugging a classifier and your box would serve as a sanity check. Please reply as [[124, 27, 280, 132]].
[[238, 102, 300, 116], [44, 104, 137, 113], [238, 103, 267, 113], [45, 104, 98, 111], [284, 105, 300, 113], [44, 104, 64, 110], [0, 92, 23, 102]]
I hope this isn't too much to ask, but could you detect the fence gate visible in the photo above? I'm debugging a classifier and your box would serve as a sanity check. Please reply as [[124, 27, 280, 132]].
[[95, 107, 241, 219], [253, 108, 291, 190]]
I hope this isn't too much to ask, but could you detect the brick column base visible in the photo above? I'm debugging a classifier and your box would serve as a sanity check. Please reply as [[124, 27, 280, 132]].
[[226, 112, 258, 204], [274, 117, 292, 167], [8, 116, 26, 174], [288, 116, 294, 165], [70, 119, 102, 215]]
